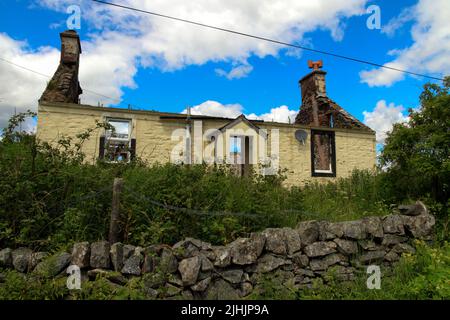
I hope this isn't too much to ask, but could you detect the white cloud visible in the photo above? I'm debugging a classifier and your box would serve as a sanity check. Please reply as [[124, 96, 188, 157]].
[[0, 31, 140, 130], [363, 100, 409, 144], [37, 0, 367, 81], [215, 63, 253, 80], [381, 6, 415, 37], [1, 0, 369, 129], [78, 32, 142, 105], [182, 101, 298, 124], [247, 105, 298, 123], [181, 100, 243, 118], [0, 33, 59, 130], [361, 0, 450, 87]]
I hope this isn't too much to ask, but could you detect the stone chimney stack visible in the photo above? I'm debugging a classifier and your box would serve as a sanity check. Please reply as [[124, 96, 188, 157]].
[[299, 60, 326, 105], [40, 30, 82, 104], [60, 30, 82, 65], [295, 60, 326, 126]]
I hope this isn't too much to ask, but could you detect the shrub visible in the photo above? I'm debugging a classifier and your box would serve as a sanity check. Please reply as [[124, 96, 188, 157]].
[[299, 241, 450, 300]]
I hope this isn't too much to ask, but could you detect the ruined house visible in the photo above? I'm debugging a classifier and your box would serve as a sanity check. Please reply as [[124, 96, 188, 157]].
[[37, 30, 376, 185]]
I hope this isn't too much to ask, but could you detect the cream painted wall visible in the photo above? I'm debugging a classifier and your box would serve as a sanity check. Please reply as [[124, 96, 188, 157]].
[[37, 102, 376, 186]]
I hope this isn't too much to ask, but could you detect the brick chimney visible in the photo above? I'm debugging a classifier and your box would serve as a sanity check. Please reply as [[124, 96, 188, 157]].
[[295, 60, 327, 126], [40, 30, 83, 104]]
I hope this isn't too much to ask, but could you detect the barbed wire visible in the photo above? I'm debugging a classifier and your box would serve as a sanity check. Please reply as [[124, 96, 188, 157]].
[[123, 185, 261, 218], [35, 185, 113, 236], [35, 180, 309, 237]]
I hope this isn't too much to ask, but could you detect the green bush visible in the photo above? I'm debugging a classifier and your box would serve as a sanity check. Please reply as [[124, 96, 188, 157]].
[[299, 241, 450, 300], [0, 270, 68, 300], [299, 169, 390, 222]]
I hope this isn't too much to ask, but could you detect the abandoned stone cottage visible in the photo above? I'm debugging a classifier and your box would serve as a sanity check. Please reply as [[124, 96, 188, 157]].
[[37, 30, 376, 185]]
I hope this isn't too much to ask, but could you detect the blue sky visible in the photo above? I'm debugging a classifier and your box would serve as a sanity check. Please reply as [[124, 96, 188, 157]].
[[0, 0, 448, 144]]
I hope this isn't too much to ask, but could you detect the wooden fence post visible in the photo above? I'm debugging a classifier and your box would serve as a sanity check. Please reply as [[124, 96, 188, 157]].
[[109, 177, 123, 244]]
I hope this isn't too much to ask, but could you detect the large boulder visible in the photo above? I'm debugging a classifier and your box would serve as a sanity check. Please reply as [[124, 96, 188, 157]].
[[240, 281, 253, 297], [296, 221, 320, 245], [167, 274, 183, 287], [71, 242, 90, 268], [359, 250, 385, 264], [319, 221, 344, 240], [292, 253, 309, 268], [220, 269, 243, 284], [164, 283, 182, 297], [398, 201, 427, 216], [212, 246, 231, 268], [310, 253, 347, 271], [191, 277, 211, 292], [304, 241, 337, 258], [159, 248, 178, 274], [383, 215, 405, 235], [205, 279, 240, 300], [261, 228, 287, 255], [187, 238, 213, 251], [253, 254, 290, 273], [29, 252, 49, 271], [0, 248, 13, 268], [142, 253, 159, 274], [402, 214, 435, 240], [123, 245, 136, 260], [121, 253, 143, 276], [362, 217, 384, 238], [381, 234, 408, 246], [143, 272, 166, 290], [172, 238, 203, 259], [261, 228, 301, 255], [230, 234, 265, 265], [110, 242, 124, 272], [178, 256, 201, 286], [198, 254, 214, 272], [334, 239, 358, 255], [34, 252, 71, 277], [342, 220, 366, 240], [384, 250, 400, 262], [283, 228, 302, 255], [12, 248, 32, 273], [358, 239, 382, 251], [90, 241, 111, 269], [392, 243, 416, 255]]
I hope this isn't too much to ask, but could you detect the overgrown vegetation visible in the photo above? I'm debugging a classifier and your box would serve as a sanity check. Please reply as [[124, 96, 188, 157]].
[[246, 241, 450, 300], [0, 114, 393, 250], [0, 78, 448, 299]]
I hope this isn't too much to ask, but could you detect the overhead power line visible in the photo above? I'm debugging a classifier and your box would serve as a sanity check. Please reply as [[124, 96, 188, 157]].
[[0, 56, 122, 103], [91, 0, 445, 82]]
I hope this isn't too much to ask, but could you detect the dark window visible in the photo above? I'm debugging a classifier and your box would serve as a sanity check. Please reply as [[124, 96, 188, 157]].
[[229, 135, 252, 177], [101, 118, 134, 163], [311, 130, 336, 177]]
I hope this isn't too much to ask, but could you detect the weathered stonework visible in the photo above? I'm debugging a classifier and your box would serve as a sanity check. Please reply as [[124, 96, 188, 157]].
[[0, 203, 435, 300], [40, 30, 82, 104]]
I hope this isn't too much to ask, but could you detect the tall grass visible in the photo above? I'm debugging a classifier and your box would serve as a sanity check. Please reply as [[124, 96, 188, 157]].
[[299, 241, 450, 300], [298, 170, 390, 222]]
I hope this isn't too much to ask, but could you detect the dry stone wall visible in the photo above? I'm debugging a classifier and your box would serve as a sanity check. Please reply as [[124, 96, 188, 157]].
[[0, 202, 435, 299]]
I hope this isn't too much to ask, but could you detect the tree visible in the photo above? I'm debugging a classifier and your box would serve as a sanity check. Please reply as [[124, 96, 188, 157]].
[[380, 77, 450, 204]]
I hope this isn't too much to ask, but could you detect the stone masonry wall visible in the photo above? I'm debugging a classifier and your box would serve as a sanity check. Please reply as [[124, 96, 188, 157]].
[[0, 202, 434, 299]]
